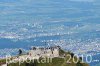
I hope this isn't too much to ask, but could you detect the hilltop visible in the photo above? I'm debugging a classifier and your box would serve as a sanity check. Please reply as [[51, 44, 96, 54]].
[[0, 48, 89, 66]]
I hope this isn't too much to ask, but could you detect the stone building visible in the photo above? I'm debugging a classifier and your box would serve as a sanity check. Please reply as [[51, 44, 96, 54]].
[[28, 46, 59, 58]]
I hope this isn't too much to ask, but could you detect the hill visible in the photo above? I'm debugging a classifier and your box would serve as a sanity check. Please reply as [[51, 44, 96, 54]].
[[0, 49, 89, 66]]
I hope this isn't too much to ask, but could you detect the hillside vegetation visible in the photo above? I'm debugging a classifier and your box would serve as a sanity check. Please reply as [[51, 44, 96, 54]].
[[0, 49, 89, 66]]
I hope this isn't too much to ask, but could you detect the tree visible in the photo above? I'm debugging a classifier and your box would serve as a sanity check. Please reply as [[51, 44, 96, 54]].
[[18, 49, 22, 55], [70, 53, 74, 58], [77, 61, 83, 66]]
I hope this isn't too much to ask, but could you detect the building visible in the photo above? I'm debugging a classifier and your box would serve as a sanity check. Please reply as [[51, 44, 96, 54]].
[[28, 46, 59, 58]]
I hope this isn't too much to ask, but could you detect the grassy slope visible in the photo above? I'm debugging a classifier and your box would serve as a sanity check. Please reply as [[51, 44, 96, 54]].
[[36, 49, 89, 66], [0, 49, 89, 66], [0, 59, 6, 65], [7, 57, 89, 66]]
